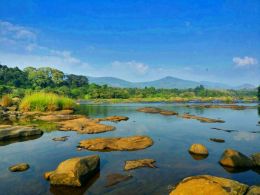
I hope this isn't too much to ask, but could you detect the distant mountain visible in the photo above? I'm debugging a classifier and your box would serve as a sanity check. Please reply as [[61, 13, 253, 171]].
[[136, 76, 200, 89], [88, 76, 134, 88], [88, 76, 256, 90], [235, 83, 256, 90]]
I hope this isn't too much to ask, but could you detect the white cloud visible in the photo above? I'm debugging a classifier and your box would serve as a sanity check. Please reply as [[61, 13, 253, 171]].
[[233, 56, 258, 67], [0, 20, 89, 74], [0, 20, 36, 42], [111, 60, 149, 75]]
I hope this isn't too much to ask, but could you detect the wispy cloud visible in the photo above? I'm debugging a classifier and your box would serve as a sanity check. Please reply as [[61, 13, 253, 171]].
[[111, 60, 149, 75], [0, 20, 90, 74], [0, 20, 36, 42], [233, 56, 258, 67]]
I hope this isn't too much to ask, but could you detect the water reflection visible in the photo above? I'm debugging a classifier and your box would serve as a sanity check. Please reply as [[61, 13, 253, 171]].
[[49, 172, 100, 195], [189, 152, 208, 160]]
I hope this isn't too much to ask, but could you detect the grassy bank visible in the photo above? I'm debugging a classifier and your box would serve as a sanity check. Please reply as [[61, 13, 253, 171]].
[[20, 92, 75, 112]]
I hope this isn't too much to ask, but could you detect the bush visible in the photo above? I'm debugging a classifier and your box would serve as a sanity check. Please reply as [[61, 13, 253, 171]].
[[0, 95, 13, 107], [19, 92, 75, 112]]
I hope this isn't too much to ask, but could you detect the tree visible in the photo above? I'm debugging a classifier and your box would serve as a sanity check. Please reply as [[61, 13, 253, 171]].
[[257, 85, 260, 101], [65, 74, 88, 87]]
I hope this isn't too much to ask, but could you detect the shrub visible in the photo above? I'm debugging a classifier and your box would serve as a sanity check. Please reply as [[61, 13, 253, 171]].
[[0, 95, 13, 107], [19, 92, 75, 112]]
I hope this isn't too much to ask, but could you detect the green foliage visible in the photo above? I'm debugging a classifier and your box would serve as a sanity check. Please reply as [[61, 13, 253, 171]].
[[19, 92, 75, 112], [257, 85, 260, 101], [0, 64, 257, 102], [0, 65, 29, 87]]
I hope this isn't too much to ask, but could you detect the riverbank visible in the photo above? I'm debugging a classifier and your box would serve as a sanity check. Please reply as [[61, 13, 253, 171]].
[[78, 97, 259, 104]]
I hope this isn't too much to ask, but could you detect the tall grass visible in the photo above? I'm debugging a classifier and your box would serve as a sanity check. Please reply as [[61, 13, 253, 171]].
[[0, 95, 13, 107], [20, 92, 75, 112]]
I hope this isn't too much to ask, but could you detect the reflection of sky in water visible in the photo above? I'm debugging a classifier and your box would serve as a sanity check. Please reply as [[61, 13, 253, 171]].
[[233, 132, 259, 141], [0, 103, 259, 194]]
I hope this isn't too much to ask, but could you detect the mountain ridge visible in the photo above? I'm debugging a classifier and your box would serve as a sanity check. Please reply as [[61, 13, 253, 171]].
[[88, 76, 256, 89]]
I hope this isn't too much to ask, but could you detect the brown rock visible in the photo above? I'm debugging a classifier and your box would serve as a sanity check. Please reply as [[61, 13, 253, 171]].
[[189, 144, 209, 155], [246, 185, 260, 195], [98, 116, 129, 122], [0, 126, 43, 141], [182, 114, 225, 123], [36, 114, 80, 122], [137, 107, 162, 113], [44, 155, 100, 187], [186, 104, 253, 110], [251, 153, 260, 167], [58, 117, 115, 134], [79, 136, 153, 151], [124, 159, 156, 171], [169, 175, 249, 195], [9, 163, 30, 172], [219, 149, 254, 168], [105, 173, 133, 187], [52, 136, 69, 141], [137, 107, 178, 116], [209, 138, 225, 143]]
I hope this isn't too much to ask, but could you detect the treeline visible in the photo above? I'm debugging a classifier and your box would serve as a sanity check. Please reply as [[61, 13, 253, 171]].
[[0, 64, 258, 100]]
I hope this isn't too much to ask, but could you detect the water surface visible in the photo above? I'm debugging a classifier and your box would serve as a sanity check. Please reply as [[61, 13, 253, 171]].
[[0, 103, 259, 195]]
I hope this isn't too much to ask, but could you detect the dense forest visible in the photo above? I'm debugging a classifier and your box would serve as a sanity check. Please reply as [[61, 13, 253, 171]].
[[0, 64, 258, 101]]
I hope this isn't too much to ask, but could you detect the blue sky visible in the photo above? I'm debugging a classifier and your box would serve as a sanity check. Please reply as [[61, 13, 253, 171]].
[[0, 0, 259, 85]]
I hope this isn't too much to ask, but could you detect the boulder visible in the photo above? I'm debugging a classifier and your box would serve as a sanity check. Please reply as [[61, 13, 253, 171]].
[[9, 163, 30, 172], [58, 117, 115, 134], [79, 136, 153, 151], [219, 149, 254, 168], [105, 173, 133, 187], [246, 185, 260, 195], [188, 144, 208, 155], [124, 159, 156, 171], [0, 126, 43, 141], [169, 175, 249, 195], [44, 155, 100, 187], [182, 114, 225, 123], [251, 153, 260, 167]]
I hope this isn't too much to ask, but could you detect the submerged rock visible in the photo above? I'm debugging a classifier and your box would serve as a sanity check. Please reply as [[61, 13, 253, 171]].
[[169, 175, 249, 195], [188, 144, 208, 156], [79, 136, 153, 151], [219, 149, 254, 168], [44, 155, 100, 187], [209, 138, 225, 143], [105, 173, 133, 187], [0, 126, 43, 141], [97, 116, 129, 122], [211, 127, 238, 133], [181, 114, 225, 123], [251, 153, 260, 167], [58, 117, 115, 134], [52, 136, 69, 142], [137, 107, 178, 116], [37, 114, 80, 122], [186, 104, 252, 110], [124, 159, 156, 171], [9, 163, 30, 172]]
